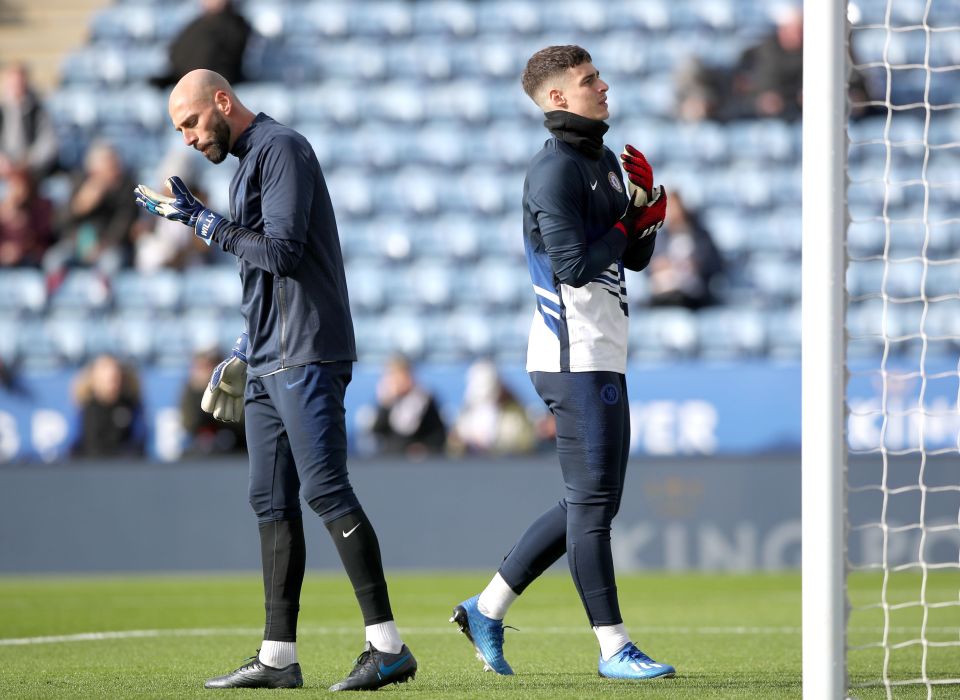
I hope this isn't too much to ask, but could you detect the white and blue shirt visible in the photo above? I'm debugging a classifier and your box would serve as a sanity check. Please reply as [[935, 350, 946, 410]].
[[522, 137, 654, 373]]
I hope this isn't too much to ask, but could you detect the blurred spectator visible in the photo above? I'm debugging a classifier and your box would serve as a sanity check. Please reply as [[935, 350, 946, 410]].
[[729, 5, 804, 120], [151, 0, 252, 88], [676, 6, 873, 122], [675, 6, 802, 122], [370, 354, 447, 457], [180, 348, 246, 456], [0, 164, 54, 267], [647, 190, 724, 310], [71, 354, 146, 458], [448, 359, 537, 457], [0, 355, 26, 397], [133, 179, 215, 271], [43, 141, 139, 283], [0, 63, 58, 179]]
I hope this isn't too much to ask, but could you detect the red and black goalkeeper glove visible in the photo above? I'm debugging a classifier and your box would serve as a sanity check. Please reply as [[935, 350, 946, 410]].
[[620, 144, 654, 205], [615, 185, 668, 241]]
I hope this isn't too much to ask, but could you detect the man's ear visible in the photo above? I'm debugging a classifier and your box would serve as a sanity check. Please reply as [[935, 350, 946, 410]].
[[214, 89, 231, 115], [546, 87, 567, 110]]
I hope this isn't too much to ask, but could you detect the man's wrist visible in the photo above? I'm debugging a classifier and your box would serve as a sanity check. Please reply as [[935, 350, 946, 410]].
[[194, 208, 226, 245]]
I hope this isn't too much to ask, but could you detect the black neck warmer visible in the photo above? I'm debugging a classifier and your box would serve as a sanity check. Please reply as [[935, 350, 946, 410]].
[[543, 110, 608, 160]]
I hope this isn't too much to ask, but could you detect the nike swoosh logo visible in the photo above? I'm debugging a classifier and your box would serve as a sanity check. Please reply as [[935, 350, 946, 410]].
[[590, 181, 598, 190], [341, 523, 361, 538], [285, 376, 306, 389], [378, 654, 411, 677]]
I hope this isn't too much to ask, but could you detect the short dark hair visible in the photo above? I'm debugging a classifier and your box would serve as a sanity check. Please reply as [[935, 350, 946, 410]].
[[521, 45, 592, 103]]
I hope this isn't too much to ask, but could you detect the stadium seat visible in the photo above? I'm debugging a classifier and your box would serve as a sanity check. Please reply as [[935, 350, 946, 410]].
[[476, 1, 541, 35], [180, 267, 242, 311], [0, 269, 46, 315], [33, 0, 953, 372], [48, 270, 111, 313], [111, 270, 182, 313], [16, 318, 68, 368]]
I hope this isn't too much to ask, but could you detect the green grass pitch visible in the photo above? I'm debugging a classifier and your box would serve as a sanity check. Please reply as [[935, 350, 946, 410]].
[[1, 572, 957, 698]]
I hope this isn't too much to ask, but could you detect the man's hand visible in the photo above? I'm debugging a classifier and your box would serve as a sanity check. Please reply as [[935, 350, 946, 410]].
[[615, 185, 668, 241], [135, 175, 226, 245], [200, 333, 248, 422], [620, 144, 654, 207]]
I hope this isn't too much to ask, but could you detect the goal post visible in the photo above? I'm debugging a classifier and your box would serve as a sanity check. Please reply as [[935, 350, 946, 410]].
[[803, 1, 960, 697], [801, 0, 849, 698]]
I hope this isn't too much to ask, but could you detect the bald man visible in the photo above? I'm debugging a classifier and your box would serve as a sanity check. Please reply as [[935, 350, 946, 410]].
[[135, 70, 417, 691]]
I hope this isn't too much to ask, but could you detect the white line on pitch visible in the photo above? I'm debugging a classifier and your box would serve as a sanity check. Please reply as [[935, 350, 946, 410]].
[[2, 625, 956, 646]]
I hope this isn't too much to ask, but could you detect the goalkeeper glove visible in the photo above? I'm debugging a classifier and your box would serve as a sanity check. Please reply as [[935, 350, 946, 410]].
[[620, 144, 654, 207], [615, 185, 668, 241], [134, 175, 226, 245], [200, 333, 248, 423]]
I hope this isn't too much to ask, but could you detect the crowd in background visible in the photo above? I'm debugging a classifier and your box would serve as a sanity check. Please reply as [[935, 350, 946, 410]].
[[0, 0, 840, 460]]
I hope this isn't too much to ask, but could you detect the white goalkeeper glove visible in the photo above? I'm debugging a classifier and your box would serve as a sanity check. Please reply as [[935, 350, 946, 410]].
[[201, 333, 248, 423]]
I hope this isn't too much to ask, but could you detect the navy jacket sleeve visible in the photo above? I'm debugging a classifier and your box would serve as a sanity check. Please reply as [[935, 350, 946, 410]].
[[213, 134, 313, 276], [527, 154, 628, 288]]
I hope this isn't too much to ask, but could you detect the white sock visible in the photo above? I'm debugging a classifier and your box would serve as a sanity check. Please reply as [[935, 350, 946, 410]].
[[477, 572, 519, 620], [594, 624, 631, 661], [365, 621, 403, 654], [259, 640, 297, 668]]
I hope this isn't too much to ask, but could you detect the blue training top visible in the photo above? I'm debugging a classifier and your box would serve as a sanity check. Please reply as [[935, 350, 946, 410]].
[[210, 113, 357, 376], [522, 136, 656, 373]]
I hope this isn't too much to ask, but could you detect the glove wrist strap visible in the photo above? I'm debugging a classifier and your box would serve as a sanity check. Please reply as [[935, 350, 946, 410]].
[[195, 209, 226, 245]]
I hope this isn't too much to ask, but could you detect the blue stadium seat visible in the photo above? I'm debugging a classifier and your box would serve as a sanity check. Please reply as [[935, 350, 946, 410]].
[[465, 259, 529, 311], [697, 306, 767, 359], [48, 270, 111, 313], [846, 259, 885, 301], [0, 315, 18, 362], [766, 304, 801, 359], [180, 267, 242, 311], [234, 83, 294, 125], [649, 307, 699, 357], [540, 1, 609, 33], [386, 41, 455, 82], [746, 254, 801, 303], [414, 1, 478, 36], [924, 262, 960, 299], [109, 310, 157, 363], [0, 269, 46, 315], [17, 318, 68, 368], [111, 270, 181, 312], [345, 260, 388, 312], [476, 1, 541, 35], [41, 0, 955, 369], [90, 5, 158, 42], [149, 315, 195, 365], [285, 2, 350, 39], [406, 258, 457, 309]]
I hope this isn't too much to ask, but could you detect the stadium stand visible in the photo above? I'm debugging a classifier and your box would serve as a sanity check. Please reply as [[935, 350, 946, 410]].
[[1, 0, 956, 370]]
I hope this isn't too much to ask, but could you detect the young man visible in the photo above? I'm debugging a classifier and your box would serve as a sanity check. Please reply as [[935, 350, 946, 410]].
[[135, 69, 416, 691], [450, 46, 676, 681]]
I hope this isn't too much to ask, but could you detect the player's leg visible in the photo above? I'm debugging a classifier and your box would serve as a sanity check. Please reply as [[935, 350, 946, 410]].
[[537, 371, 674, 680], [204, 374, 305, 689], [269, 362, 416, 691], [450, 501, 566, 675]]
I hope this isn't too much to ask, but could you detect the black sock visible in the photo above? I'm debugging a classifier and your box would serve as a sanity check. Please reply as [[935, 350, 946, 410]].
[[325, 509, 394, 625], [259, 517, 306, 642]]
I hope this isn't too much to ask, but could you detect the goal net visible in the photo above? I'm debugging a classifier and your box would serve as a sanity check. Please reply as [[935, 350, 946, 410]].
[[805, 0, 960, 698]]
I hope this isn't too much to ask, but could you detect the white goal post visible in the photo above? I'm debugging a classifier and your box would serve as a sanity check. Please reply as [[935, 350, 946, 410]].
[[801, 0, 848, 697], [803, 1, 960, 698]]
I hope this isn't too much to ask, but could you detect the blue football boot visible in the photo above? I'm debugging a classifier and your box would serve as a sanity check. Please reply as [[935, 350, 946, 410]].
[[450, 594, 514, 675], [598, 642, 675, 680]]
